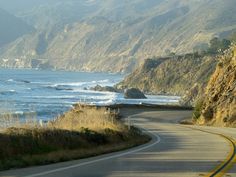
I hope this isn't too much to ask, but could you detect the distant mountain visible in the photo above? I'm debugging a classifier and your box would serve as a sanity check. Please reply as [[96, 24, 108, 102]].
[[0, 0, 236, 72], [0, 8, 33, 48]]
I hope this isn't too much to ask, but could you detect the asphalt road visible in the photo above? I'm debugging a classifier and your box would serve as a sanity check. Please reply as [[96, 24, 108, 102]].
[[0, 108, 235, 177]]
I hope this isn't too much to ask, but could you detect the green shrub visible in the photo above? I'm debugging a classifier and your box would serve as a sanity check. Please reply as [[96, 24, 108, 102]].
[[193, 99, 204, 120]]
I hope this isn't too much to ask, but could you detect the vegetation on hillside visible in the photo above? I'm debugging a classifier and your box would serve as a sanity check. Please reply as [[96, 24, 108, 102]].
[[0, 105, 150, 170], [117, 54, 217, 97], [193, 37, 232, 55], [192, 99, 204, 120], [1, 0, 236, 72], [194, 46, 236, 127], [118, 34, 236, 106]]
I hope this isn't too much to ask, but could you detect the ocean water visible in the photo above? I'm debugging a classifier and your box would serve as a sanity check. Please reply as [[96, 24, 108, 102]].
[[0, 69, 180, 120]]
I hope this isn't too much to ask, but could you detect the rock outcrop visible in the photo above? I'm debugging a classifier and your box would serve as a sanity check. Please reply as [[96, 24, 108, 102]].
[[197, 46, 236, 127], [90, 85, 119, 93], [124, 88, 147, 99]]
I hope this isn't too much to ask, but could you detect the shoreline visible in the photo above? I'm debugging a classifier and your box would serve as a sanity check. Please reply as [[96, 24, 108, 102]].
[[0, 102, 192, 171], [78, 103, 193, 111], [0, 101, 196, 171]]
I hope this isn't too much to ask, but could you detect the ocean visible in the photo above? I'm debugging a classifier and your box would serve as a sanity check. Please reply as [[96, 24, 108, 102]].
[[0, 69, 180, 120]]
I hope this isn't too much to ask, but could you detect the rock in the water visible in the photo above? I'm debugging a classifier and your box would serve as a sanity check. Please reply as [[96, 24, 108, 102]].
[[90, 85, 118, 92], [124, 88, 147, 99]]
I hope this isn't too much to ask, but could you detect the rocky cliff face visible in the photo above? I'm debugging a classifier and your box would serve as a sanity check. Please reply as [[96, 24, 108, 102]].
[[197, 47, 236, 127], [117, 54, 217, 96]]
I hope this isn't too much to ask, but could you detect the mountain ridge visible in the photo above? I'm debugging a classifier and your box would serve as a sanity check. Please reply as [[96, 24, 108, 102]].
[[0, 0, 236, 72], [0, 8, 34, 48]]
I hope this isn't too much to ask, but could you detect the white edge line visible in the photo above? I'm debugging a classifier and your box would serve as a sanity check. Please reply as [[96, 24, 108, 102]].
[[24, 128, 161, 177]]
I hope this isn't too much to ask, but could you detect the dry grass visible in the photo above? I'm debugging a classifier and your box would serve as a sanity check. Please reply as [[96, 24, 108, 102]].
[[0, 104, 150, 171], [49, 104, 125, 132], [0, 111, 38, 130]]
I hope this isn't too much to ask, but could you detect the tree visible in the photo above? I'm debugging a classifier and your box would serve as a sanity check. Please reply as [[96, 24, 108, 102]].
[[208, 37, 220, 54], [207, 37, 231, 54]]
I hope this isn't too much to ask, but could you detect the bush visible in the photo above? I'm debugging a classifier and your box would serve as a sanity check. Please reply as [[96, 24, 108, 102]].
[[80, 127, 107, 145], [207, 37, 231, 55], [192, 99, 204, 120]]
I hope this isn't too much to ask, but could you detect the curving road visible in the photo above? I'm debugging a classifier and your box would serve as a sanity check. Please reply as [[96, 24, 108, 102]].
[[0, 108, 235, 177]]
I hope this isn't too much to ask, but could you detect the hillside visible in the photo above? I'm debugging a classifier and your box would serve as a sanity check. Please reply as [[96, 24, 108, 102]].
[[0, 0, 236, 72], [117, 54, 217, 97], [0, 8, 33, 48], [196, 47, 236, 127]]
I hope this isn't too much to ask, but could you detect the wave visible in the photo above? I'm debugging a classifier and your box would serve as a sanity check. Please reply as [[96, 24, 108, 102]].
[[7, 79, 14, 82], [46, 85, 74, 91], [7, 79, 31, 84], [24, 95, 78, 99], [47, 79, 112, 88], [82, 94, 180, 106], [96, 79, 110, 83], [0, 90, 16, 95], [14, 111, 24, 115], [42, 80, 113, 92], [0, 110, 36, 117]]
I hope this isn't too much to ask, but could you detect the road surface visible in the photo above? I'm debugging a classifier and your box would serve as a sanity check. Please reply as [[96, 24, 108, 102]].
[[0, 108, 235, 177]]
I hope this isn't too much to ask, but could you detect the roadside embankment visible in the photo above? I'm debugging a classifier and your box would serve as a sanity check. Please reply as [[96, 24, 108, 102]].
[[194, 46, 236, 127], [0, 104, 150, 171]]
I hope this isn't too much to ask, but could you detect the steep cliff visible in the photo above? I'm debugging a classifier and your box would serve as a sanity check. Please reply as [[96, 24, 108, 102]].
[[197, 47, 236, 127]]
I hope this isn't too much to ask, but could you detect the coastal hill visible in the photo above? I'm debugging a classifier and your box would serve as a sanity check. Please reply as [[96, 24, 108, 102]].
[[0, 0, 236, 72], [117, 35, 235, 104], [117, 54, 217, 97], [118, 46, 236, 128], [197, 46, 236, 127], [0, 8, 33, 47]]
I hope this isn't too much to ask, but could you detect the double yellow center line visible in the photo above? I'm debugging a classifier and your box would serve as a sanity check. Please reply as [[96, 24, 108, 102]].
[[205, 133, 236, 177], [185, 126, 236, 177]]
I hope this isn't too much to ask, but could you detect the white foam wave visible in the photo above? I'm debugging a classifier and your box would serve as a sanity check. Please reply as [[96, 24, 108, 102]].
[[7, 79, 31, 84], [24, 95, 77, 99], [80, 94, 180, 106], [48, 79, 112, 89], [14, 111, 24, 115], [0, 90, 16, 95]]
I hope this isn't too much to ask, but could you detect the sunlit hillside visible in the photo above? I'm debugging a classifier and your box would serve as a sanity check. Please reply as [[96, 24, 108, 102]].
[[0, 0, 236, 72]]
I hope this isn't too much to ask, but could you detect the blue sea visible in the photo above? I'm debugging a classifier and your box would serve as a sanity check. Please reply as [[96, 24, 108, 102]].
[[0, 69, 180, 120]]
